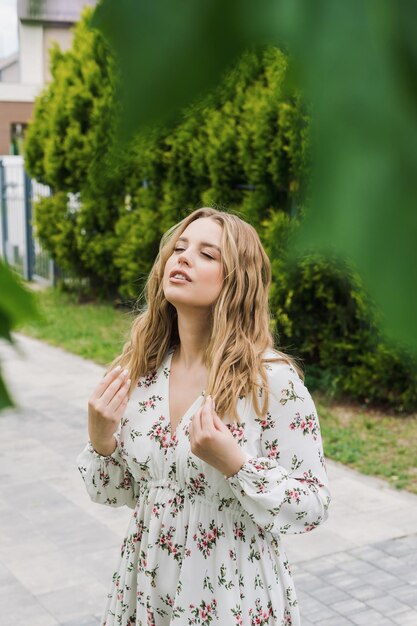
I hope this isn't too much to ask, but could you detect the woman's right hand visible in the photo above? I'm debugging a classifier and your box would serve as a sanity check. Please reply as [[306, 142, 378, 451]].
[[87, 365, 131, 456]]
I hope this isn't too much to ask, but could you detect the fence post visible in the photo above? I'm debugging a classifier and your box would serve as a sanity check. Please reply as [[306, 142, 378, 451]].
[[23, 171, 34, 281], [0, 159, 8, 262]]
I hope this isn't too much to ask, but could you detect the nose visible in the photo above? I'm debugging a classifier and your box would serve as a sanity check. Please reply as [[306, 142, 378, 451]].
[[177, 249, 192, 265]]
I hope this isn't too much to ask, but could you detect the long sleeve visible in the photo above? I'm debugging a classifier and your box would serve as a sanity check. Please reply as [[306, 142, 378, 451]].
[[76, 430, 140, 509], [225, 362, 331, 535]]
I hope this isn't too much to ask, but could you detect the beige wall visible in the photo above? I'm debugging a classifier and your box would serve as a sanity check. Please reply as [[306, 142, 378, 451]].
[[0, 62, 19, 83], [18, 22, 75, 86], [0, 101, 33, 155], [19, 22, 43, 85]]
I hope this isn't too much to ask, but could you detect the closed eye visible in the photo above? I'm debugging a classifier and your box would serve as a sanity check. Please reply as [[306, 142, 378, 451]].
[[173, 247, 214, 260]]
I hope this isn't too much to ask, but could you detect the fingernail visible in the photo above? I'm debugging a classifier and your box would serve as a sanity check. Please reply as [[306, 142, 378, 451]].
[[114, 365, 121, 372]]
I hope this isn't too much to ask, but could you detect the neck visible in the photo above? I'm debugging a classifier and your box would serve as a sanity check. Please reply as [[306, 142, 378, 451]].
[[174, 309, 211, 369]]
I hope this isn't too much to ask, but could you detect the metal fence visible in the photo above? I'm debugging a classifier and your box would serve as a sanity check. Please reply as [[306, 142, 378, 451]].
[[0, 155, 61, 285]]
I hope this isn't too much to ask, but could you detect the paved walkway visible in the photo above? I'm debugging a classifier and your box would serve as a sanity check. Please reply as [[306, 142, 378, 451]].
[[0, 332, 416, 625]]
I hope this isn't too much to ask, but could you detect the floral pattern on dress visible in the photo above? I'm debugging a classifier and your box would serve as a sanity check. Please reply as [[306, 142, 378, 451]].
[[77, 346, 331, 625]]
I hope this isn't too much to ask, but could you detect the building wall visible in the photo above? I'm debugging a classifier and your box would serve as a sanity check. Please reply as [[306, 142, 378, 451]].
[[0, 61, 19, 83], [19, 22, 44, 85], [18, 0, 97, 23], [0, 101, 33, 155], [0, 1, 97, 155]]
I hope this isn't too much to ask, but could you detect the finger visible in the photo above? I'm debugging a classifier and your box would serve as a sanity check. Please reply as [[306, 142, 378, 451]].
[[190, 407, 202, 433], [113, 394, 129, 422], [100, 368, 130, 405], [189, 409, 200, 446], [108, 377, 131, 414], [213, 412, 227, 432], [90, 365, 122, 402], [201, 395, 214, 432]]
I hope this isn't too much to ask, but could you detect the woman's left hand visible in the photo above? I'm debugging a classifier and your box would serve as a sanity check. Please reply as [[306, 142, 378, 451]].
[[189, 395, 247, 478]]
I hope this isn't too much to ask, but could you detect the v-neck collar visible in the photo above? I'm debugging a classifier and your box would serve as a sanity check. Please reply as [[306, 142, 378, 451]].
[[165, 345, 205, 444]]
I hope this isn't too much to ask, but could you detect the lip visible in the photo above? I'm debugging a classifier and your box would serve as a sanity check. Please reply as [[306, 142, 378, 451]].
[[169, 269, 192, 282], [169, 276, 191, 284]]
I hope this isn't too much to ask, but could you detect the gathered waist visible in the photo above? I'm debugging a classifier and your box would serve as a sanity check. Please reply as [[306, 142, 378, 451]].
[[137, 477, 246, 516]]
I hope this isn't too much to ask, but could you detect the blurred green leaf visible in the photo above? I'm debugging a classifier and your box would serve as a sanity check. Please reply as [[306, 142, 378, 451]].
[[92, 0, 251, 137], [92, 0, 417, 353], [0, 260, 45, 411], [0, 261, 43, 330]]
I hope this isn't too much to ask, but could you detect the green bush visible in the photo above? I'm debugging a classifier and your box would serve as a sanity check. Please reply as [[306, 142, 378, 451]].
[[261, 210, 417, 412], [25, 6, 124, 298]]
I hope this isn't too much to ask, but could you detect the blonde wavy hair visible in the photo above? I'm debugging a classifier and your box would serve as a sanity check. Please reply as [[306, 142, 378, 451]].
[[107, 207, 304, 423]]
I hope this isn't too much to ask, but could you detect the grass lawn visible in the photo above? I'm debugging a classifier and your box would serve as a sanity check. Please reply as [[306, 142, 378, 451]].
[[16, 284, 417, 495], [17, 284, 135, 367], [315, 397, 417, 494]]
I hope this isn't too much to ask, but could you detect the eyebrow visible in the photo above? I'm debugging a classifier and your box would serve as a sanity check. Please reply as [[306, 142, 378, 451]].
[[177, 236, 222, 253]]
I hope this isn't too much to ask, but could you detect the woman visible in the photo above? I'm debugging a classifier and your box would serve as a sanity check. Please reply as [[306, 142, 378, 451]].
[[77, 207, 331, 626]]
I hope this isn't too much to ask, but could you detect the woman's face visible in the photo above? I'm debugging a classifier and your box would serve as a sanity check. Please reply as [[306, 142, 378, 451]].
[[163, 217, 224, 310]]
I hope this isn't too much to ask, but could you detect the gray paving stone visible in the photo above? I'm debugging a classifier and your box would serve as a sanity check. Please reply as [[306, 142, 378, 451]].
[[375, 535, 417, 555], [321, 569, 362, 590], [60, 618, 100, 626], [349, 609, 391, 625], [306, 605, 342, 623], [296, 593, 326, 614], [388, 584, 417, 607], [360, 569, 407, 591], [37, 582, 106, 622], [312, 584, 351, 604], [319, 617, 356, 626], [347, 584, 386, 602], [403, 550, 417, 566], [0, 598, 59, 626], [330, 597, 368, 615], [392, 609, 417, 626], [373, 556, 417, 584], [349, 545, 388, 561], [292, 571, 324, 592], [400, 567, 417, 585], [338, 558, 381, 576], [366, 594, 411, 616]]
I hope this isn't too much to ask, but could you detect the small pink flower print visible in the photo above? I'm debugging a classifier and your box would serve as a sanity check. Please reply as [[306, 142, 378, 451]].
[[289, 412, 319, 440], [154, 526, 184, 563], [255, 412, 275, 431], [193, 521, 225, 558], [189, 598, 218, 625], [284, 487, 304, 505], [137, 371, 158, 388], [226, 422, 247, 446]]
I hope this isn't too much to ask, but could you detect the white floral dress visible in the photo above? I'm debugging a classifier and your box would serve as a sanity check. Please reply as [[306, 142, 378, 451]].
[[77, 346, 331, 626]]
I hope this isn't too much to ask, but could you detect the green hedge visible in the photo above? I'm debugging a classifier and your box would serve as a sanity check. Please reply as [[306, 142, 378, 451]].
[[261, 210, 417, 411], [24, 7, 417, 412]]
